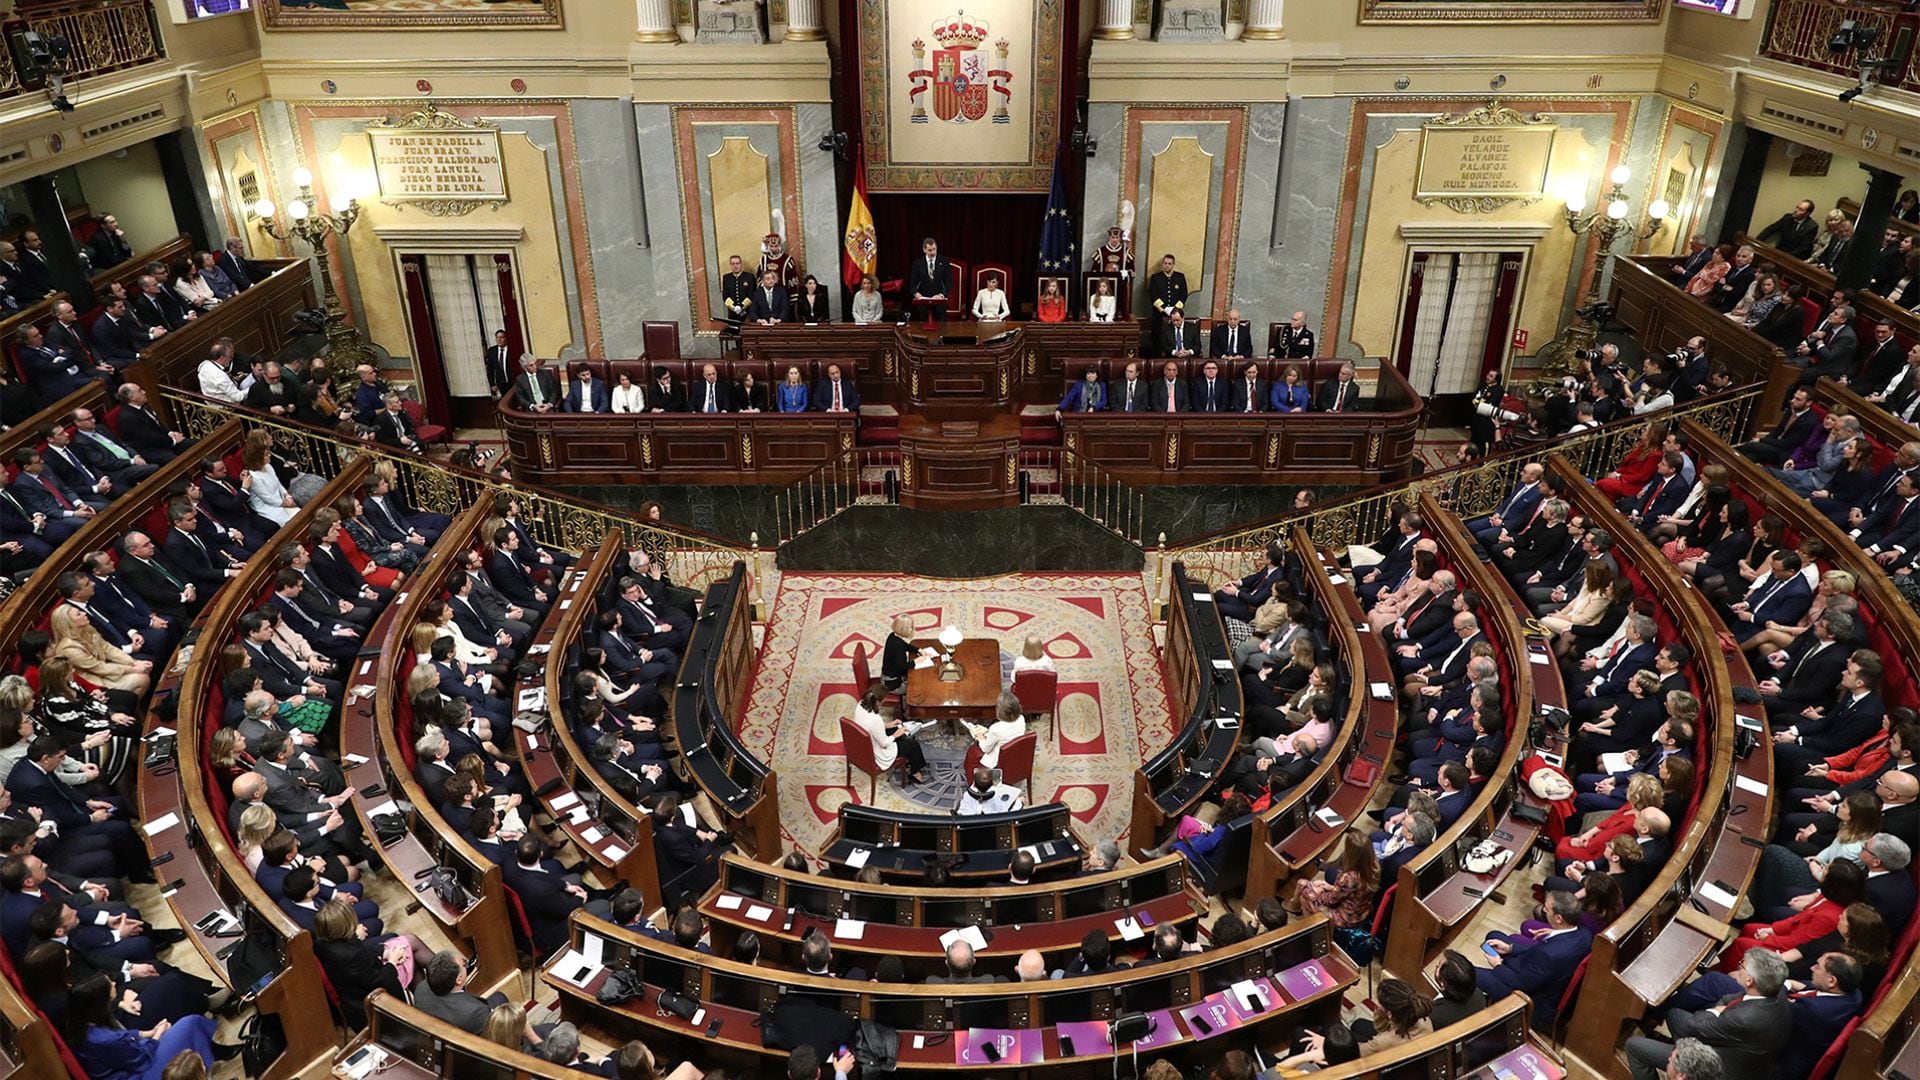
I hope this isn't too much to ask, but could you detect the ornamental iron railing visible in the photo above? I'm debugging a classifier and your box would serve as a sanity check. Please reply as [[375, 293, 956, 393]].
[[0, 1, 164, 102]]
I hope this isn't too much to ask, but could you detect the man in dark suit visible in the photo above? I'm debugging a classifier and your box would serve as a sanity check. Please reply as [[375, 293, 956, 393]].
[[1145, 254, 1188, 354], [1851, 321, 1905, 392], [106, 383, 188, 464], [1577, 614, 1659, 701], [651, 370, 687, 413], [13, 232, 53, 297], [1794, 305, 1859, 380], [1813, 215, 1854, 271], [40, 427, 115, 510], [1862, 832, 1916, 930], [84, 551, 179, 658], [1214, 542, 1285, 622], [1665, 234, 1714, 284], [272, 571, 361, 663], [1400, 612, 1484, 690], [1148, 360, 1189, 413], [483, 329, 512, 398], [486, 527, 551, 614], [1731, 555, 1814, 643], [1315, 363, 1361, 412], [503, 837, 587, 954], [1710, 245, 1758, 313], [1210, 310, 1253, 362], [1476, 888, 1595, 1030], [12, 325, 95, 405], [1779, 953, 1867, 1080], [1625, 947, 1792, 1080], [812, 363, 859, 414], [1493, 499, 1570, 582], [1160, 311, 1200, 359], [905, 237, 952, 322], [924, 940, 1004, 985], [511, 354, 562, 412], [1756, 200, 1819, 259], [214, 237, 259, 291], [686, 364, 730, 415], [1189, 360, 1226, 412], [1226, 360, 1266, 414], [88, 297, 149, 370], [69, 408, 157, 490], [1470, 462, 1546, 545], [718, 254, 756, 331], [1774, 658, 1886, 779], [649, 793, 729, 901], [116, 530, 200, 617], [86, 215, 133, 269], [1853, 471, 1920, 565], [747, 268, 792, 325], [1741, 388, 1819, 468], [4, 738, 150, 882], [45, 302, 113, 379], [9, 449, 93, 542], [1108, 361, 1150, 414], [130, 275, 192, 332], [196, 457, 276, 548], [163, 503, 243, 593], [372, 394, 424, 450], [457, 549, 533, 648], [307, 519, 391, 609]]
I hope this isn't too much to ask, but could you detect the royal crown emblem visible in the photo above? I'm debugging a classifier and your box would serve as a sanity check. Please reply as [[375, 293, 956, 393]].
[[907, 10, 1013, 125]]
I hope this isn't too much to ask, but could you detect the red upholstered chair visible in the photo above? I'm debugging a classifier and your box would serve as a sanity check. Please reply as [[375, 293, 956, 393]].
[[643, 320, 681, 361], [1551, 956, 1592, 1043], [840, 715, 880, 803], [850, 642, 900, 709], [399, 398, 449, 447], [1011, 669, 1059, 743], [963, 732, 1036, 798]]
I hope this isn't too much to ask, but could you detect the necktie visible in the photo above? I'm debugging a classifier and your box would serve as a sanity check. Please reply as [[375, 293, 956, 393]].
[[145, 557, 185, 590], [1641, 476, 1668, 513], [1245, 379, 1255, 412], [530, 374, 544, 406], [182, 529, 208, 564], [1125, 383, 1135, 412], [376, 499, 405, 536], [38, 475, 71, 510], [303, 570, 335, 605], [1206, 381, 1216, 410], [833, 382, 842, 410], [61, 451, 93, 486], [1166, 383, 1176, 413], [90, 431, 131, 462], [1792, 641, 1827, 679], [705, 385, 716, 413]]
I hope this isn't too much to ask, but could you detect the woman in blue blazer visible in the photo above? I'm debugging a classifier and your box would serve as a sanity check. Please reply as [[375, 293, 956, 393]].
[[775, 366, 811, 413], [67, 974, 230, 1080], [1270, 366, 1311, 412]]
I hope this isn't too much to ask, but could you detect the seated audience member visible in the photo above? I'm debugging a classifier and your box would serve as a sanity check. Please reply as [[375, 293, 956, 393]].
[[649, 792, 728, 901], [775, 367, 811, 413], [64, 973, 226, 1079], [1056, 367, 1105, 418], [1474, 888, 1593, 1029], [503, 837, 587, 954], [925, 940, 1003, 985], [1289, 835, 1381, 929], [846, 685, 927, 786], [564, 367, 611, 414], [413, 951, 509, 1035], [956, 766, 1025, 816], [512, 355, 562, 412], [1625, 948, 1792, 1080], [1718, 859, 1866, 973], [962, 692, 1027, 769]]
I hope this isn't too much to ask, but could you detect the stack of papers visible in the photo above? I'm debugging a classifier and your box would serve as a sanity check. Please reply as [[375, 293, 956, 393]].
[[550, 949, 601, 988], [715, 894, 745, 911], [142, 812, 180, 837], [939, 924, 988, 951], [1113, 916, 1145, 941], [845, 848, 872, 870], [833, 918, 866, 940]]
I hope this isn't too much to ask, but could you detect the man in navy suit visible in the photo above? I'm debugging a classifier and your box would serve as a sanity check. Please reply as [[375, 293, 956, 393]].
[[1476, 888, 1594, 1030], [1574, 717, 1694, 814], [563, 367, 611, 413], [503, 836, 587, 953], [1576, 614, 1658, 701], [614, 575, 690, 648], [1354, 513, 1423, 602], [39, 428, 115, 511], [1854, 471, 1920, 568], [1148, 360, 1189, 413], [88, 297, 150, 370], [1731, 554, 1814, 643], [1214, 542, 1286, 622], [85, 552, 179, 661], [1470, 462, 1546, 545], [1618, 452, 1690, 530], [1626, 948, 1794, 1080], [1759, 611, 1850, 724], [1189, 361, 1227, 413], [131, 274, 193, 331], [11, 324, 96, 404], [307, 519, 391, 610], [812, 363, 860, 415], [1740, 388, 1820, 468], [1778, 953, 1866, 1080], [1108, 361, 1150, 414], [1400, 612, 1484, 690], [8, 449, 94, 543], [216, 238, 261, 291], [4, 739, 149, 882], [1862, 832, 1916, 931], [1774, 658, 1885, 779], [271, 570, 361, 663]]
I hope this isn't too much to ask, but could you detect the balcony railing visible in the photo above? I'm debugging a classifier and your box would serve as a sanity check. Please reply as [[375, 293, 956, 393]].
[[1761, 0, 1920, 92], [0, 1, 164, 103]]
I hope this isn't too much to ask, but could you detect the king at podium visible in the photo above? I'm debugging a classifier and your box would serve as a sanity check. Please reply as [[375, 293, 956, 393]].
[[906, 235, 953, 323]]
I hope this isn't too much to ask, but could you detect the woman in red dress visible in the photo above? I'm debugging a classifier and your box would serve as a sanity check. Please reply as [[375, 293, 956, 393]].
[[1036, 278, 1067, 323]]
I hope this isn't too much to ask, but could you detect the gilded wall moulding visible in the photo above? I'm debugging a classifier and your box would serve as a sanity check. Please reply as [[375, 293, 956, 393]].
[[263, 0, 562, 30], [1360, 0, 1661, 22]]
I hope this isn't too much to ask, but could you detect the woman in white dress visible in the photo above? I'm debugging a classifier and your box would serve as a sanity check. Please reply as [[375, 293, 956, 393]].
[[964, 691, 1028, 769], [851, 274, 884, 325], [242, 438, 298, 524], [1088, 279, 1117, 322], [846, 686, 927, 784], [610, 372, 647, 413], [427, 598, 498, 668], [171, 258, 219, 312], [973, 274, 1010, 321]]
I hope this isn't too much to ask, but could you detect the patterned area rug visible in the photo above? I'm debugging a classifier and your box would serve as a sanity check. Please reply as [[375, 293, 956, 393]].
[[737, 573, 1175, 856]]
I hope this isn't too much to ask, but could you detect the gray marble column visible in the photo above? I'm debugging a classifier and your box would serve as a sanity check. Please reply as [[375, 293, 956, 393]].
[[785, 0, 823, 40], [1243, 0, 1283, 39], [1095, 0, 1134, 39], [635, 0, 676, 42]]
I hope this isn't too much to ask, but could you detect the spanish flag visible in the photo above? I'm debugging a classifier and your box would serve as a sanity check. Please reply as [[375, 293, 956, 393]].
[[842, 156, 877, 291]]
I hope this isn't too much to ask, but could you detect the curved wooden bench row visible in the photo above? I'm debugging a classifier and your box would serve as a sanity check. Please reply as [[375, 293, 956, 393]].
[[1130, 562, 1243, 860], [547, 907, 1354, 1076], [1380, 493, 1549, 984], [1674, 416, 1920, 1080], [699, 850, 1205, 971], [666, 560, 781, 859], [0, 380, 108, 471], [1242, 528, 1398, 904], [1610, 253, 1796, 423], [343, 989, 589, 1079], [1549, 453, 1770, 1080], [823, 801, 1083, 881], [147, 456, 374, 1080], [343, 499, 522, 994], [125, 258, 313, 422], [1312, 992, 1551, 1079], [523, 534, 662, 896]]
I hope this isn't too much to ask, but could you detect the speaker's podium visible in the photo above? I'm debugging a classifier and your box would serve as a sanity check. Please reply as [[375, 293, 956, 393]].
[[899, 319, 1023, 421], [896, 415, 1021, 511]]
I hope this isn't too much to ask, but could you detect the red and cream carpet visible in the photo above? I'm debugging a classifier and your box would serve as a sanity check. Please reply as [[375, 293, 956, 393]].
[[737, 572, 1176, 857]]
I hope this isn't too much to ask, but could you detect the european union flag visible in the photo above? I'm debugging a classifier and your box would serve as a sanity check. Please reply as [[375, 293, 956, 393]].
[[1036, 148, 1076, 303]]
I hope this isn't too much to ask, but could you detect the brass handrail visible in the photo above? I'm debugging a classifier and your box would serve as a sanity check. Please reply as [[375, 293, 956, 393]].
[[1021, 446, 1148, 547], [773, 447, 897, 544], [1163, 388, 1763, 584], [158, 387, 759, 595]]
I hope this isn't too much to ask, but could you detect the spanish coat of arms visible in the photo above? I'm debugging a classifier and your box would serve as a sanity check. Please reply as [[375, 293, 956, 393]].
[[908, 11, 1014, 125]]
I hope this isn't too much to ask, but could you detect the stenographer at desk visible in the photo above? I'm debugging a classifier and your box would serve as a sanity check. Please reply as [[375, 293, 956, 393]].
[[956, 766, 1025, 816]]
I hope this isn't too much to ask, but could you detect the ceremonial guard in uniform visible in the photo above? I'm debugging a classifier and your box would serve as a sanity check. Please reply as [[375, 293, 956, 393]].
[[1147, 255, 1188, 357], [759, 232, 801, 303], [1090, 225, 1134, 317], [1274, 311, 1317, 359], [719, 255, 756, 333]]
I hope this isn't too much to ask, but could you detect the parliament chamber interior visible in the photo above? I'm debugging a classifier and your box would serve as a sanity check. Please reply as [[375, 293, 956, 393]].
[[0, 1, 1918, 1079]]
